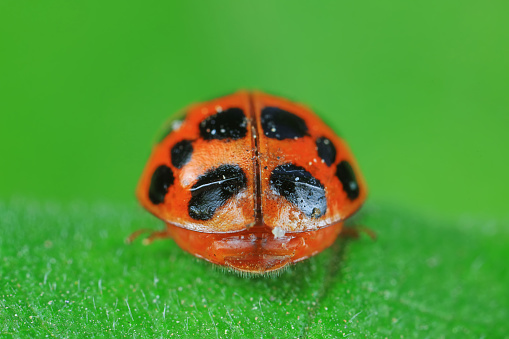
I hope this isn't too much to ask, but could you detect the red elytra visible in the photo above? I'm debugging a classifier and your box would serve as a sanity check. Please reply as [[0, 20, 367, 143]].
[[130, 91, 367, 274]]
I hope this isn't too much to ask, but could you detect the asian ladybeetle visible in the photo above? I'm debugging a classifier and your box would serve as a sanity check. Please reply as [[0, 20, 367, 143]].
[[130, 91, 367, 274]]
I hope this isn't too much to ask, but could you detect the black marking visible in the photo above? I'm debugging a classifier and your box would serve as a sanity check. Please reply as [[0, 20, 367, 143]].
[[149, 165, 175, 204], [188, 164, 247, 220], [171, 139, 193, 169], [199, 108, 247, 140], [336, 161, 359, 200], [261, 107, 308, 140], [270, 164, 326, 218], [316, 136, 336, 166]]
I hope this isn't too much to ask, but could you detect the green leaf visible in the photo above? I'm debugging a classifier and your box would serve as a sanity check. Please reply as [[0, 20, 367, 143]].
[[1, 199, 507, 338]]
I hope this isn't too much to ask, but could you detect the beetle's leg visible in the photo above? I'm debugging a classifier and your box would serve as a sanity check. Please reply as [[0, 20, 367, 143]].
[[142, 229, 173, 245], [125, 228, 172, 245], [125, 229, 152, 244], [341, 226, 377, 240]]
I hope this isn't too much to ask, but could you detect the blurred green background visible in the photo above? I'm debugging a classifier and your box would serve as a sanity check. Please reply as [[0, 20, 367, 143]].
[[1, 1, 508, 217]]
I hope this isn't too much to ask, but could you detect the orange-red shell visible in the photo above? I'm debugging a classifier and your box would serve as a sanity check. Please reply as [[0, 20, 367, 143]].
[[137, 91, 367, 234]]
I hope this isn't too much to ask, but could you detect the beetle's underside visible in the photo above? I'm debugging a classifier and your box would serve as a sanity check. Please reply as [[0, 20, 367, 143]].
[[128, 222, 344, 274]]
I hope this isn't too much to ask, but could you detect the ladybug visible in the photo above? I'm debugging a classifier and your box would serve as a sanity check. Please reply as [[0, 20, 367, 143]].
[[130, 91, 367, 274]]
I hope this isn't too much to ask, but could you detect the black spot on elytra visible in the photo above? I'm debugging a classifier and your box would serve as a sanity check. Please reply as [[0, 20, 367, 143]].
[[188, 164, 247, 220], [336, 161, 359, 200], [261, 107, 308, 140], [316, 137, 336, 167], [171, 140, 193, 169], [149, 165, 175, 204], [270, 164, 326, 218], [199, 108, 247, 140]]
